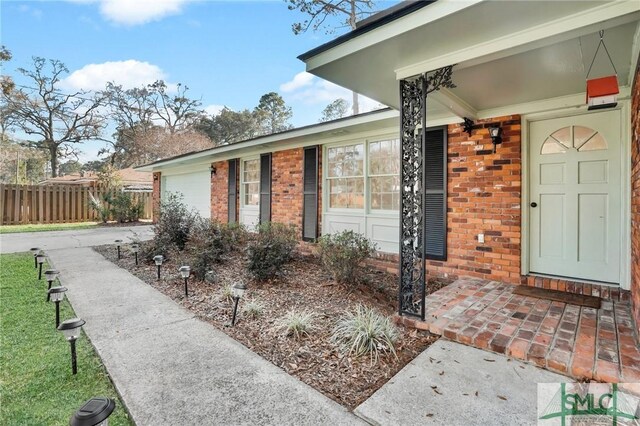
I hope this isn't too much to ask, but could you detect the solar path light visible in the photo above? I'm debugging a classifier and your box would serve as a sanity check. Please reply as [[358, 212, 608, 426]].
[[44, 269, 60, 301], [153, 255, 163, 280], [114, 240, 123, 260], [70, 397, 116, 426], [30, 247, 41, 269], [58, 318, 85, 375], [131, 243, 140, 265], [231, 281, 247, 326], [48, 286, 67, 327], [36, 252, 46, 280], [179, 266, 191, 298]]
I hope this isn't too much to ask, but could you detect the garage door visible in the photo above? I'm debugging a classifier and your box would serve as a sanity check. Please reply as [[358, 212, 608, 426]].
[[162, 170, 211, 218]]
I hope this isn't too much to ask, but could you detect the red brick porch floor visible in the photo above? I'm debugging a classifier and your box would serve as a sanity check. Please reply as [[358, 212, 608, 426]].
[[395, 279, 640, 383]]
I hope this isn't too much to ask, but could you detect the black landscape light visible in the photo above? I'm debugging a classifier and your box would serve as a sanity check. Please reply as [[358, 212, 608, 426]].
[[131, 243, 140, 265], [44, 269, 60, 301], [114, 240, 123, 260], [179, 266, 191, 298], [231, 281, 247, 326], [48, 286, 68, 327], [36, 252, 46, 280], [153, 255, 163, 280], [30, 247, 41, 269], [58, 317, 85, 375], [70, 397, 116, 426]]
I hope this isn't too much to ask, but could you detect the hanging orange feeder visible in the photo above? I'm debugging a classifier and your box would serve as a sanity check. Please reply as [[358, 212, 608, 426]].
[[586, 75, 619, 110]]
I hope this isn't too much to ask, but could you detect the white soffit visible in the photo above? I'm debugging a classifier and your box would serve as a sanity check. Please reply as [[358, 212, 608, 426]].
[[304, 1, 640, 112]]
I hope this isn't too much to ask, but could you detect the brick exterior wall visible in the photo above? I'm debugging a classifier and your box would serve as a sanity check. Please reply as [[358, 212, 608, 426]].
[[152, 172, 161, 222], [271, 148, 304, 230], [211, 161, 229, 222], [631, 61, 640, 332]]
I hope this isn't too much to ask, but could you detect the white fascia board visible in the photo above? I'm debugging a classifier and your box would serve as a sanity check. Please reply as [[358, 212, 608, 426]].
[[395, 1, 640, 79], [136, 109, 400, 172], [430, 88, 478, 120], [304, 0, 482, 71], [477, 86, 632, 119]]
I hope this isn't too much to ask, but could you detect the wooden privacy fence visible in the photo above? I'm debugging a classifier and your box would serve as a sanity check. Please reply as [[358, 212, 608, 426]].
[[0, 184, 153, 225]]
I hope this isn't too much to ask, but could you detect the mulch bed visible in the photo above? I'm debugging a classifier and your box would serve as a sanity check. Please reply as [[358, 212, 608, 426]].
[[93, 244, 448, 409]]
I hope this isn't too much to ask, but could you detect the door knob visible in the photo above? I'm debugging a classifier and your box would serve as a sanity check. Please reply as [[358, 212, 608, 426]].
[[530, 202, 537, 208]]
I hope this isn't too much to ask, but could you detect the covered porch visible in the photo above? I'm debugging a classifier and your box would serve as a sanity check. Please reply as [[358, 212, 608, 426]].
[[300, 0, 640, 331]]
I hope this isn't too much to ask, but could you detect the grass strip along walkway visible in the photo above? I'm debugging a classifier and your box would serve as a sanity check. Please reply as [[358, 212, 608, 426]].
[[0, 222, 98, 234], [0, 253, 132, 425]]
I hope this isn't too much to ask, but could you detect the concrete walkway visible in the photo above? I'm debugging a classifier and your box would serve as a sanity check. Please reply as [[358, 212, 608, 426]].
[[0, 225, 154, 254], [356, 339, 570, 426], [48, 247, 362, 426]]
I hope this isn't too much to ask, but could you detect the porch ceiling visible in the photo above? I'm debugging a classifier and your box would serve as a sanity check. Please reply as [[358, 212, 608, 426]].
[[302, 0, 640, 119]]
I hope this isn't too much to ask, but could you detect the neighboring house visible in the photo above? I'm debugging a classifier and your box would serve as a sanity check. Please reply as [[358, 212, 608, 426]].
[[40, 167, 153, 192], [139, 1, 640, 334]]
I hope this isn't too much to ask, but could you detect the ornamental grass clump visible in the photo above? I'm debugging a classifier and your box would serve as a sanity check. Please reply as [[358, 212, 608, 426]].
[[331, 305, 398, 364], [242, 299, 265, 319], [274, 310, 317, 339], [318, 230, 376, 284]]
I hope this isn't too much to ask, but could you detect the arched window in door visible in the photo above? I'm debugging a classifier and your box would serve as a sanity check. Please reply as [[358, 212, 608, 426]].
[[541, 125, 607, 155]]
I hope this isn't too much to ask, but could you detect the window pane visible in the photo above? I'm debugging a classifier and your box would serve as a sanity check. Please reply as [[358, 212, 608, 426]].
[[329, 177, 363, 209], [370, 175, 399, 210], [369, 139, 400, 175], [328, 144, 363, 177]]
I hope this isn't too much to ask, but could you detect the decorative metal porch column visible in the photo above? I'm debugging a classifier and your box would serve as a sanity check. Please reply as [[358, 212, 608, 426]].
[[399, 67, 455, 320]]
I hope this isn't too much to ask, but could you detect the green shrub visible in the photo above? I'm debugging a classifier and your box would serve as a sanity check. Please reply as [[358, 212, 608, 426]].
[[145, 193, 198, 261], [247, 222, 297, 280], [274, 310, 317, 339], [88, 192, 111, 223], [110, 192, 144, 223], [331, 305, 398, 364], [318, 230, 376, 284]]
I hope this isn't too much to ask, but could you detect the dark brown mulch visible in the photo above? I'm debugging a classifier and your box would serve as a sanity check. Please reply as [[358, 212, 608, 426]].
[[96, 220, 153, 228], [93, 244, 448, 409]]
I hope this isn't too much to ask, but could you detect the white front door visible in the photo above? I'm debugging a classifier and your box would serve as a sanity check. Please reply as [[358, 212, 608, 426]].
[[529, 109, 621, 284]]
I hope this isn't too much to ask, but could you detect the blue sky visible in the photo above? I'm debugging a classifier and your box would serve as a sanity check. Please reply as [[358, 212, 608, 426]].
[[2, 0, 395, 161]]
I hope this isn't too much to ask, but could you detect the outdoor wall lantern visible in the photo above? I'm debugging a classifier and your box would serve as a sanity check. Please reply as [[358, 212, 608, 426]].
[[179, 266, 191, 297], [488, 126, 502, 153], [131, 243, 140, 265], [57, 317, 86, 375], [44, 269, 60, 301], [114, 240, 123, 260], [209, 165, 217, 176], [48, 286, 68, 327], [36, 252, 46, 280], [30, 247, 41, 269], [231, 281, 247, 326], [70, 397, 116, 426], [153, 255, 164, 280]]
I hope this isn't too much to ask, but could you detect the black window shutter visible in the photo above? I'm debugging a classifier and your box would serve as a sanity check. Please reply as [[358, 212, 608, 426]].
[[302, 146, 319, 241], [259, 153, 271, 224], [228, 159, 238, 223], [424, 127, 447, 260]]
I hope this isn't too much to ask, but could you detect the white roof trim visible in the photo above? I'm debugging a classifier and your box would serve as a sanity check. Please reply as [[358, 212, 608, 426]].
[[395, 1, 640, 79]]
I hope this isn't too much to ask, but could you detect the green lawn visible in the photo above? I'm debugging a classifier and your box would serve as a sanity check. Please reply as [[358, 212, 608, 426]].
[[0, 222, 98, 234], [0, 253, 132, 425]]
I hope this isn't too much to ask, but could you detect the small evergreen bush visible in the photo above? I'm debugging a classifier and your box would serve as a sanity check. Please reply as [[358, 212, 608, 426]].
[[318, 230, 376, 284], [331, 305, 398, 364], [145, 193, 198, 261], [247, 222, 297, 280], [187, 219, 246, 280], [110, 192, 144, 223]]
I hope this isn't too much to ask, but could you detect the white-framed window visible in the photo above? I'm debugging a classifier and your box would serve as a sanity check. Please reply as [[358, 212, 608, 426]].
[[242, 158, 260, 206], [368, 139, 400, 212], [324, 137, 400, 213], [326, 143, 364, 209]]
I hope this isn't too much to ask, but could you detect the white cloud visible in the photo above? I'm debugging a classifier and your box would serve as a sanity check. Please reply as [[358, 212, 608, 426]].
[[280, 73, 382, 113], [68, 0, 193, 26], [60, 60, 170, 92], [280, 72, 315, 93], [204, 104, 225, 116]]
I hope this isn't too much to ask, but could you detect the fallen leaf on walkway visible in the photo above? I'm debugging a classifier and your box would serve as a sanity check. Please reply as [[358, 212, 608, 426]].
[[475, 391, 479, 396], [497, 395, 507, 401], [483, 358, 495, 362], [439, 371, 444, 375], [463, 393, 469, 396], [426, 413, 434, 417]]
